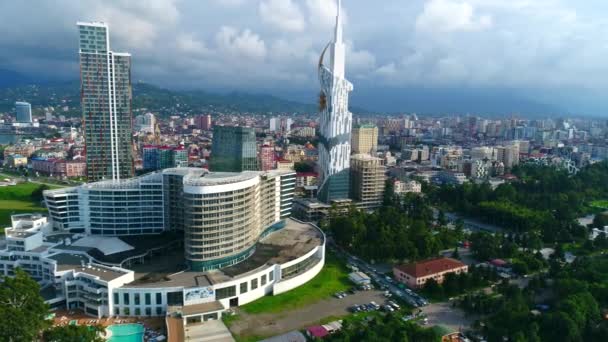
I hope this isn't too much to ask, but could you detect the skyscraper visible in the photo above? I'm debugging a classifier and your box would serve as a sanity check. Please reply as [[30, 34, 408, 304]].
[[317, 0, 353, 202], [210, 126, 258, 172], [78, 22, 134, 182], [15, 102, 32, 123]]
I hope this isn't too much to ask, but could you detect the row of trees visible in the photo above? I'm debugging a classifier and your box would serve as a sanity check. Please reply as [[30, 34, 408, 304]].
[[330, 193, 462, 262], [461, 254, 608, 341], [422, 266, 499, 300], [468, 231, 548, 274], [428, 162, 608, 242], [325, 314, 441, 342]]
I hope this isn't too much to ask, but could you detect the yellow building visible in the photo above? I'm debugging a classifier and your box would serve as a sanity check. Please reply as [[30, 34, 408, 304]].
[[351, 124, 378, 155], [5, 154, 28, 168]]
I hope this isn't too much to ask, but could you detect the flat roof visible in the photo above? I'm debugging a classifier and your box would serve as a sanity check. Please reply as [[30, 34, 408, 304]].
[[47, 253, 90, 271], [72, 265, 129, 282], [181, 301, 225, 316], [128, 219, 323, 288], [5, 229, 38, 239]]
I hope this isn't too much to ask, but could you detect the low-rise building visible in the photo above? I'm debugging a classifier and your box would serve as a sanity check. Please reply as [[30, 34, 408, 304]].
[[348, 271, 371, 286], [393, 180, 421, 195], [393, 257, 468, 289], [5, 154, 28, 168]]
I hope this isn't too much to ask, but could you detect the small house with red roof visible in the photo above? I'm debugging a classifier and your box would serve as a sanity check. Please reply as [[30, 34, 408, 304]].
[[393, 257, 468, 289], [306, 325, 329, 339]]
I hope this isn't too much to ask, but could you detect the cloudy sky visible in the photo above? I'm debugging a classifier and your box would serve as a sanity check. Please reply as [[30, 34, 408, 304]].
[[1, 0, 608, 114]]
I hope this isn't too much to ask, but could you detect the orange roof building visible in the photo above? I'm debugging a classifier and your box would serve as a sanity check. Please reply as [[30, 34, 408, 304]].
[[393, 257, 468, 289]]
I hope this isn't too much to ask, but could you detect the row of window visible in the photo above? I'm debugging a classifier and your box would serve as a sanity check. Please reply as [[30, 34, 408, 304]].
[[114, 292, 163, 306]]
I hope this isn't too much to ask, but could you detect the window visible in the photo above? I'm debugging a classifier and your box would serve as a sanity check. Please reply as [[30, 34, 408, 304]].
[[216, 286, 236, 300], [251, 278, 258, 290], [135, 308, 141, 316], [113, 293, 119, 305], [240, 282, 248, 294], [123, 293, 130, 305], [145, 293, 151, 305], [134, 293, 140, 305], [156, 307, 163, 315], [145, 307, 152, 316], [269, 271, 274, 282], [261, 275, 267, 286], [156, 293, 162, 305]]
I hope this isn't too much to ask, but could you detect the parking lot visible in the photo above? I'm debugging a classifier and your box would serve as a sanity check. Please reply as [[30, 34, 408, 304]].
[[228, 289, 388, 338], [421, 301, 478, 332]]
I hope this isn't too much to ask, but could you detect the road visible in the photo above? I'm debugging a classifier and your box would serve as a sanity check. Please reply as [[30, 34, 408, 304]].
[[445, 212, 504, 233], [329, 242, 428, 308]]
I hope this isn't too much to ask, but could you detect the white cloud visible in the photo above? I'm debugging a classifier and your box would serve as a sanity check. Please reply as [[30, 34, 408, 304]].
[[305, 0, 339, 29], [212, 0, 246, 8], [176, 33, 209, 56], [215, 26, 267, 60], [345, 41, 376, 73], [416, 0, 492, 34], [259, 0, 306, 32]]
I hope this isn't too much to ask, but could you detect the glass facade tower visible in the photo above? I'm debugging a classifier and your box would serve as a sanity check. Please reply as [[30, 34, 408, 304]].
[[210, 126, 258, 172], [78, 22, 134, 182]]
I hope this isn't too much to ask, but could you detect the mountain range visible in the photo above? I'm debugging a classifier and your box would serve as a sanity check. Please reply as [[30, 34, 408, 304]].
[[0, 69, 567, 117]]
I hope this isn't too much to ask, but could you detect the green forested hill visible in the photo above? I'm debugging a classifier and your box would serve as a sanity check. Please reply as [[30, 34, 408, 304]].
[[0, 81, 319, 116]]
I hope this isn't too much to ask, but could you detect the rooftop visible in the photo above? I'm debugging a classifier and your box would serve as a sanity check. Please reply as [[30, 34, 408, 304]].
[[394, 257, 466, 278], [181, 301, 225, 316], [128, 219, 323, 288], [47, 252, 130, 281]]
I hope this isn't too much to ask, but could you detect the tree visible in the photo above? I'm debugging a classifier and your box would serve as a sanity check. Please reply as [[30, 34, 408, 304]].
[[43, 325, 105, 342], [423, 279, 443, 299], [31, 184, 49, 202], [0, 269, 50, 342], [452, 246, 460, 260], [437, 210, 447, 226]]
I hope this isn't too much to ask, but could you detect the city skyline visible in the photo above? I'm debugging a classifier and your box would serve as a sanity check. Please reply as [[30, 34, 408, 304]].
[[2, 1, 608, 115]]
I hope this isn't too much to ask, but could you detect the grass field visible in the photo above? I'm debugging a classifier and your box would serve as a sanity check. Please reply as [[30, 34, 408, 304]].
[[590, 200, 608, 209], [0, 182, 53, 229], [0, 200, 46, 228], [0, 182, 46, 201], [239, 251, 351, 315]]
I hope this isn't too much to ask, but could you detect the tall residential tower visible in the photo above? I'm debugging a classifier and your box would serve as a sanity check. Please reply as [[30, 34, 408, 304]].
[[317, 0, 353, 202], [15, 102, 32, 123], [78, 22, 134, 182]]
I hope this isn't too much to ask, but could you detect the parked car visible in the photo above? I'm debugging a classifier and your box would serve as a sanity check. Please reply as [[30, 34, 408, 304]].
[[388, 301, 400, 310]]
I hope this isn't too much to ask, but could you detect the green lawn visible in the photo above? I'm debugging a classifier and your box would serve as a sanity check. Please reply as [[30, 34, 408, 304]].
[[590, 200, 608, 209], [0, 182, 54, 230], [240, 251, 351, 314], [0, 200, 46, 228], [0, 182, 45, 201]]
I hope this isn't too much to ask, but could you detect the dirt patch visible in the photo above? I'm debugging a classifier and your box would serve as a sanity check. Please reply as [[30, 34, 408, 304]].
[[228, 290, 386, 338]]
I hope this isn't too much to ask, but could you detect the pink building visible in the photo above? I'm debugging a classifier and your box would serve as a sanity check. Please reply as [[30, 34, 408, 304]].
[[196, 115, 212, 130], [31, 158, 86, 178], [259, 144, 276, 171]]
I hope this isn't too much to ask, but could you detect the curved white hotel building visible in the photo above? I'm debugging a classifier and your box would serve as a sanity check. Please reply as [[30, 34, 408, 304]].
[[1, 168, 325, 324]]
